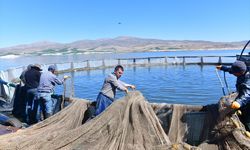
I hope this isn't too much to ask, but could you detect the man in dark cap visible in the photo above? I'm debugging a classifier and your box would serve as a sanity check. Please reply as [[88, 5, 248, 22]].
[[217, 60, 250, 129], [24, 64, 42, 124], [217, 61, 249, 108]]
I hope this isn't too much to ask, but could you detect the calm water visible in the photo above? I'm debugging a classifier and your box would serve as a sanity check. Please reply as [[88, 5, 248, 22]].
[[0, 50, 242, 105], [55, 65, 236, 105]]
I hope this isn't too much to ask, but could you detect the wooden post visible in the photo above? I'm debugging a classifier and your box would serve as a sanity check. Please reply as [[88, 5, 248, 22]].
[[61, 82, 66, 109], [218, 56, 222, 65], [174, 57, 178, 65], [70, 62, 74, 72], [133, 58, 136, 65], [165, 57, 168, 64], [70, 71, 75, 97], [102, 60, 105, 67], [148, 58, 151, 64], [86, 60, 90, 68], [200, 57, 204, 65], [183, 57, 186, 65]]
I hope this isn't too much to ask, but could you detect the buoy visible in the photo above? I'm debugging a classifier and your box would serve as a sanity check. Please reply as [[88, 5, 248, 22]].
[[245, 131, 250, 138], [183, 143, 191, 150], [172, 144, 179, 149], [237, 110, 242, 116]]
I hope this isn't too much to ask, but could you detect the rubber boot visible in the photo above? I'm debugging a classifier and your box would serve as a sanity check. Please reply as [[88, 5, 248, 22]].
[[44, 113, 53, 119]]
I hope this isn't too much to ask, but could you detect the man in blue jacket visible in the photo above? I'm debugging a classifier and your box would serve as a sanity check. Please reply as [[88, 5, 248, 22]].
[[217, 60, 250, 129], [95, 65, 136, 116]]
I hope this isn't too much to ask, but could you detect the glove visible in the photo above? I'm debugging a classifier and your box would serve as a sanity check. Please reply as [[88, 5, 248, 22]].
[[231, 101, 241, 109], [124, 88, 128, 94], [63, 75, 71, 80], [216, 65, 222, 70]]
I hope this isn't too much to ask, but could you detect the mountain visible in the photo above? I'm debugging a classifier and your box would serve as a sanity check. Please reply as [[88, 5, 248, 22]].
[[0, 37, 248, 56]]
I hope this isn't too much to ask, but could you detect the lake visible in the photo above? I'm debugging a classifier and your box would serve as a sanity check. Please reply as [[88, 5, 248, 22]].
[[55, 64, 236, 105]]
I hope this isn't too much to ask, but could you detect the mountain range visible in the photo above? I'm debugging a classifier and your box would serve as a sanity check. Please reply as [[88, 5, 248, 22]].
[[0, 36, 248, 56]]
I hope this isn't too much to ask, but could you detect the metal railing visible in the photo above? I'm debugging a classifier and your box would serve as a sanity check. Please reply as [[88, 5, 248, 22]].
[[0, 55, 237, 102], [1, 55, 237, 83]]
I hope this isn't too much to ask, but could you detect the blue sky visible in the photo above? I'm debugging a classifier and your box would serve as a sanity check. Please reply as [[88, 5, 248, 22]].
[[0, 0, 250, 48]]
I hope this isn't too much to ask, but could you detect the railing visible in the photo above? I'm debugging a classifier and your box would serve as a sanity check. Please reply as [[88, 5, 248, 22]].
[[0, 55, 237, 102], [1, 56, 237, 83]]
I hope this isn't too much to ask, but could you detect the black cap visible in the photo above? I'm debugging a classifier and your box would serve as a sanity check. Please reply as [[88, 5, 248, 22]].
[[229, 61, 247, 74], [32, 64, 42, 71]]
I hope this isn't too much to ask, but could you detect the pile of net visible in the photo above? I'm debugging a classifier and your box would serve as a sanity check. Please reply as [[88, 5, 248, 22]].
[[0, 91, 250, 150]]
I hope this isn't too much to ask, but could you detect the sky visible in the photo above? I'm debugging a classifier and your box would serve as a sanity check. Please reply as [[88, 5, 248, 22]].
[[0, 0, 250, 48]]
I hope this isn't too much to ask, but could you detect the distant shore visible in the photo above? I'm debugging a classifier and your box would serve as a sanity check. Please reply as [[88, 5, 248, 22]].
[[1, 47, 247, 59], [0, 37, 248, 58]]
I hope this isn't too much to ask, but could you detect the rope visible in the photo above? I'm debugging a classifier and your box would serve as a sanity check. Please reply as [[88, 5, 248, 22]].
[[215, 69, 226, 96], [223, 71, 231, 94]]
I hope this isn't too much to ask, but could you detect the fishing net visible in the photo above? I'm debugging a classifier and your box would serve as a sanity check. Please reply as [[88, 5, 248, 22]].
[[0, 91, 250, 150]]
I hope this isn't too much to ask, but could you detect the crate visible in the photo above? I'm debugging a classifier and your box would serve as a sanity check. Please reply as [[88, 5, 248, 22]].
[[184, 112, 208, 145]]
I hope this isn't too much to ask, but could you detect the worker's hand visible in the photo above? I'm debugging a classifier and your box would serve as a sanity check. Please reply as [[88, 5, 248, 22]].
[[63, 75, 70, 80], [124, 88, 128, 94], [231, 101, 241, 109], [216, 65, 222, 70], [130, 85, 136, 90]]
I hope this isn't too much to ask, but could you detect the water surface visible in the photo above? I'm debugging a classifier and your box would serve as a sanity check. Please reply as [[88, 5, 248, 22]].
[[55, 65, 236, 105]]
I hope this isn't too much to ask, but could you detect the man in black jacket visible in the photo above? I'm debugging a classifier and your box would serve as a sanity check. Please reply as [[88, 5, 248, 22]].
[[217, 60, 250, 130], [24, 64, 42, 124]]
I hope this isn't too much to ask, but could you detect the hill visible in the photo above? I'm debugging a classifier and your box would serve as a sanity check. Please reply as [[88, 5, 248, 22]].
[[0, 37, 247, 56]]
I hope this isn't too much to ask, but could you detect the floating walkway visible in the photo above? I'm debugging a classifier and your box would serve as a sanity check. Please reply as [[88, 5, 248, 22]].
[[2, 55, 236, 81]]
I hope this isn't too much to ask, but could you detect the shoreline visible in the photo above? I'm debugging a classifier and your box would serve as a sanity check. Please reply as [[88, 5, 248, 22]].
[[0, 48, 247, 58]]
